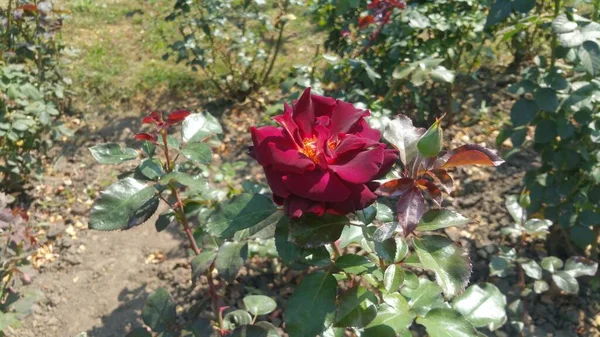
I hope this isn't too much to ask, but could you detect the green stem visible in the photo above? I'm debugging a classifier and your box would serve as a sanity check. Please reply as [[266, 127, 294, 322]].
[[5, 0, 12, 50], [594, 0, 600, 21], [550, 0, 562, 70], [467, 36, 487, 74]]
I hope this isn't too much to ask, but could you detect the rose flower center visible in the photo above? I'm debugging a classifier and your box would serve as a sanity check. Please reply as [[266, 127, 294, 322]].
[[300, 136, 318, 162]]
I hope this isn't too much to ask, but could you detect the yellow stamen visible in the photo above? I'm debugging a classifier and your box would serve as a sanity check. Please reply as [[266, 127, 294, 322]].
[[300, 137, 318, 162]]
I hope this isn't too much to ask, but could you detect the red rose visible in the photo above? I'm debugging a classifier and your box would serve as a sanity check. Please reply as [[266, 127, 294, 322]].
[[250, 88, 398, 218]]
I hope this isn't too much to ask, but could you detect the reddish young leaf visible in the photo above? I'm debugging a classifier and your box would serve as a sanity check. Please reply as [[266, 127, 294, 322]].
[[358, 15, 375, 29], [397, 186, 425, 236], [134, 132, 157, 142], [425, 169, 454, 194], [439, 144, 504, 169], [142, 111, 162, 124], [17, 4, 38, 12], [416, 179, 442, 206], [376, 177, 414, 197], [167, 109, 191, 124]]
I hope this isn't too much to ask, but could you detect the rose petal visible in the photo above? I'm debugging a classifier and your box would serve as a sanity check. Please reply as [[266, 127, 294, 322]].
[[265, 167, 291, 198], [333, 134, 379, 156], [250, 126, 287, 166], [292, 87, 315, 138], [285, 195, 312, 218], [328, 184, 377, 214], [374, 148, 399, 179], [329, 145, 384, 184], [312, 93, 336, 117], [283, 170, 350, 202], [348, 118, 381, 141], [330, 100, 369, 136], [268, 143, 315, 174], [134, 132, 156, 142], [273, 107, 303, 147]]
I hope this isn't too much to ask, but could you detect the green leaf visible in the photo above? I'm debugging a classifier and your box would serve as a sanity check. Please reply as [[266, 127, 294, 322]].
[[534, 88, 559, 113], [430, 66, 455, 83], [533, 280, 549, 294], [160, 172, 208, 195], [334, 286, 378, 328], [552, 270, 579, 294], [521, 260, 542, 280], [230, 324, 277, 337], [383, 115, 425, 166], [541, 256, 563, 273], [285, 272, 338, 337], [89, 143, 137, 165], [362, 303, 415, 337], [274, 217, 330, 269], [288, 214, 348, 248], [383, 264, 404, 293], [186, 317, 214, 337], [417, 209, 469, 231], [207, 194, 277, 239], [416, 308, 479, 337], [243, 295, 277, 316], [89, 178, 158, 231], [191, 250, 216, 281], [142, 141, 156, 157], [417, 118, 443, 158], [155, 211, 174, 232], [489, 256, 513, 277], [223, 310, 253, 330], [392, 63, 417, 80], [563, 256, 598, 277], [181, 142, 212, 164], [505, 195, 524, 224], [401, 278, 446, 316], [138, 158, 164, 181], [335, 255, 376, 275], [142, 288, 177, 332], [534, 120, 557, 143], [512, 0, 535, 13], [214, 242, 248, 282], [578, 40, 600, 76], [579, 210, 600, 226], [413, 235, 472, 298], [452, 283, 507, 331], [339, 225, 363, 248], [182, 112, 222, 143], [510, 99, 537, 127], [485, 0, 512, 29]]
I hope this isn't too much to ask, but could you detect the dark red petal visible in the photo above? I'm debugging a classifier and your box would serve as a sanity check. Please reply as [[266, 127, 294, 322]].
[[285, 195, 312, 219], [328, 184, 377, 215], [311, 93, 336, 117], [268, 143, 315, 174], [265, 167, 291, 198], [374, 148, 399, 179], [273, 107, 303, 147], [348, 118, 381, 141], [292, 87, 315, 138], [313, 124, 331, 169], [307, 203, 326, 217], [167, 109, 191, 124], [250, 126, 287, 166], [330, 100, 369, 136], [283, 170, 350, 202], [333, 134, 379, 156], [329, 145, 384, 184], [273, 194, 285, 206], [134, 132, 156, 142]]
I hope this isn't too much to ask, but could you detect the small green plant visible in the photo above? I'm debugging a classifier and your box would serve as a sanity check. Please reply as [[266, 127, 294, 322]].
[[488, 195, 598, 334], [163, 0, 299, 101], [88, 89, 507, 337]]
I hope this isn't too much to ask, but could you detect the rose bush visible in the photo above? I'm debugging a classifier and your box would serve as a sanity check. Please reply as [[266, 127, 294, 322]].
[[250, 87, 398, 218]]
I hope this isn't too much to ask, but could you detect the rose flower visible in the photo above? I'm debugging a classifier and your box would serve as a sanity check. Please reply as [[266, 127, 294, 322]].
[[250, 88, 398, 218]]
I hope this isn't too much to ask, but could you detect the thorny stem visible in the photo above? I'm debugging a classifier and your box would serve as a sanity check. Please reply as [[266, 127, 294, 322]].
[[161, 130, 173, 173], [207, 266, 224, 336]]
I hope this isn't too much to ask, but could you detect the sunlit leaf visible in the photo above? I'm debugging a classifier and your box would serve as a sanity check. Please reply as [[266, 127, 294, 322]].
[[142, 288, 176, 332], [335, 255, 376, 275], [243, 295, 277, 316], [416, 308, 479, 337], [214, 242, 248, 282], [439, 144, 504, 169], [89, 143, 137, 165], [285, 272, 337, 337], [376, 178, 414, 197], [334, 286, 378, 328], [452, 283, 507, 331], [417, 209, 469, 231], [563, 256, 598, 277], [207, 194, 277, 239], [182, 112, 223, 143], [413, 235, 472, 298], [362, 303, 415, 337], [383, 115, 426, 166]]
